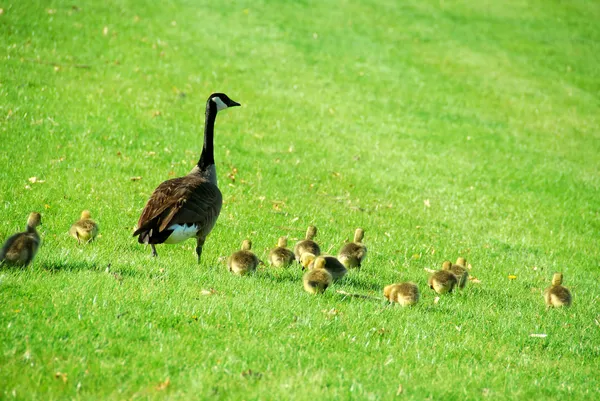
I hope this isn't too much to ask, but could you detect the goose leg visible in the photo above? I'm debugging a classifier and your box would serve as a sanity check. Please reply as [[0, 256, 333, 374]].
[[196, 237, 206, 264], [151, 244, 158, 257]]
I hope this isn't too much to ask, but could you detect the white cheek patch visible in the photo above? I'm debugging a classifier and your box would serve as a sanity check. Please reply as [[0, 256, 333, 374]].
[[212, 97, 228, 111]]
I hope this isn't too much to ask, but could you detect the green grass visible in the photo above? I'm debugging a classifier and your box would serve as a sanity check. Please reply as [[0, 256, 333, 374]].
[[1, 0, 600, 399]]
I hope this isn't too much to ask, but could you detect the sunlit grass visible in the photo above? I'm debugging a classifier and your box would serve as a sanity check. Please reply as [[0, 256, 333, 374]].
[[1, 0, 599, 399]]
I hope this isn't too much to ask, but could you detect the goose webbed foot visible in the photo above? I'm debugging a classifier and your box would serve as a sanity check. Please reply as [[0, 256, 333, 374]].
[[151, 244, 158, 257]]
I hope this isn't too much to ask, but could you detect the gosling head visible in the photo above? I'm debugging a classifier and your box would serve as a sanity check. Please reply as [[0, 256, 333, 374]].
[[383, 284, 396, 300], [277, 236, 288, 248], [209, 93, 241, 112], [313, 256, 327, 271], [306, 225, 317, 240], [241, 239, 252, 251], [81, 210, 92, 220], [27, 212, 42, 228], [353, 228, 364, 243], [551, 272, 563, 286], [455, 257, 467, 267], [441, 260, 452, 270], [300, 252, 316, 269]]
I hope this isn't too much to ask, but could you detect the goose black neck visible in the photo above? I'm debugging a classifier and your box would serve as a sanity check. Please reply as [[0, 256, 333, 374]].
[[197, 101, 217, 171]]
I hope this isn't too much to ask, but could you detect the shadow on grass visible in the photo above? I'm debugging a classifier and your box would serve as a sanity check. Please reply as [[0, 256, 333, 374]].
[[39, 260, 142, 278]]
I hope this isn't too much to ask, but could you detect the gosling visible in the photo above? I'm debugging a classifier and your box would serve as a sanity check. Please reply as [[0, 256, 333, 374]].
[[69, 210, 99, 244], [303, 268, 333, 294], [227, 240, 259, 276], [268, 236, 294, 268], [306, 255, 347, 281], [544, 272, 572, 308], [337, 228, 367, 269], [442, 258, 469, 289], [293, 225, 320, 262], [384, 283, 420, 306], [428, 269, 458, 294], [0, 212, 42, 267]]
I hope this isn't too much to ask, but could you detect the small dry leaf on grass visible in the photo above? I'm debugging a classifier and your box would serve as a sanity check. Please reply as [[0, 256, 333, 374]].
[[424, 267, 437, 274], [423, 199, 431, 207], [155, 377, 170, 391], [130, 176, 142, 181], [28, 176, 45, 184], [103, 26, 109, 36], [468, 276, 482, 284], [434, 296, 441, 304], [200, 288, 218, 296], [55, 372, 68, 383], [529, 333, 548, 338], [322, 308, 340, 317], [396, 384, 403, 396]]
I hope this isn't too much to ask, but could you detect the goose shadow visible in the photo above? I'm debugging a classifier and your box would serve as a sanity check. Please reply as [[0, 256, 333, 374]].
[[38, 260, 142, 278]]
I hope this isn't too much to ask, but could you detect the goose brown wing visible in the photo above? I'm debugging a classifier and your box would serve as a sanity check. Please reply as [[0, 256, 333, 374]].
[[134, 176, 222, 238]]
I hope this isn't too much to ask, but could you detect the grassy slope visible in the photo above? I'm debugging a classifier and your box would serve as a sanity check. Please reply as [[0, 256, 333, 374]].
[[1, 0, 599, 399]]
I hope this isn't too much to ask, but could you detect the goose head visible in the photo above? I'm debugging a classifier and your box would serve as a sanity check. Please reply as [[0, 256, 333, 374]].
[[209, 93, 241, 111], [441, 260, 452, 270], [277, 236, 288, 248], [27, 212, 42, 228], [551, 272, 563, 286], [306, 225, 317, 240], [353, 228, 364, 243], [300, 252, 316, 269], [81, 210, 92, 220], [241, 239, 252, 251], [313, 256, 327, 270], [455, 257, 467, 267]]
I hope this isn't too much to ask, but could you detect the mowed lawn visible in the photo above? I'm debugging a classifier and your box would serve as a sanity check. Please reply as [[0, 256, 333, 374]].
[[1, 0, 600, 399]]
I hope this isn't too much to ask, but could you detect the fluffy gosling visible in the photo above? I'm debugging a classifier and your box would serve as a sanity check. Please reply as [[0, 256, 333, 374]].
[[293, 225, 320, 262], [69, 210, 99, 244], [227, 240, 259, 276], [0, 212, 42, 267], [384, 283, 420, 306], [441, 258, 469, 289], [337, 228, 367, 269], [309, 255, 347, 281], [428, 269, 458, 294], [268, 236, 295, 268], [544, 272, 572, 308], [303, 268, 333, 294]]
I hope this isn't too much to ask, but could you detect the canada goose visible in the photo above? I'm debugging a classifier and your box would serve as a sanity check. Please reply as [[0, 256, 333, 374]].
[[309, 255, 347, 281], [441, 258, 469, 289], [338, 228, 367, 269], [383, 283, 419, 306], [544, 273, 572, 308], [303, 268, 333, 294], [227, 239, 259, 276], [69, 210, 99, 244], [268, 236, 295, 268], [0, 212, 42, 267], [428, 270, 458, 294], [293, 226, 320, 263], [133, 93, 240, 262]]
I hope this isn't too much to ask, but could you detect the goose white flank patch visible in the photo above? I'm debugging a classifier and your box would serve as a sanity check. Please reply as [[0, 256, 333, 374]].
[[163, 224, 200, 244]]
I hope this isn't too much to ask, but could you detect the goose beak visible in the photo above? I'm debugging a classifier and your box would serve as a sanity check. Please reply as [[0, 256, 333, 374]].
[[229, 100, 241, 107]]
